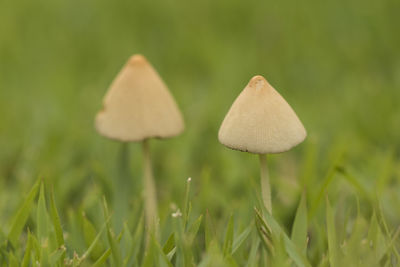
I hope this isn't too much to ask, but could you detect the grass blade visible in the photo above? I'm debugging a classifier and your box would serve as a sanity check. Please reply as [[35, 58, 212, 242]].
[[49, 185, 65, 265], [326, 197, 339, 267], [82, 213, 106, 260], [121, 221, 133, 262], [8, 251, 19, 267], [124, 213, 144, 266], [205, 210, 218, 251], [245, 238, 260, 267], [309, 151, 343, 218], [223, 214, 234, 256], [49, 186, 64, 247], [232, 224, 252, 254], [8, 179, 40, 246], [92, 248, 112, 267], [163, 233, 175, 255], [142, 235, 156, 267], [255, 210, 274, 255], [291, 192, 308, 255], [90, 221, 122, 266], [82, 217, 110, 260], [49, 246, 67, 266], [183, 177, 192, 230], [187, 214, 203, 244], [255, 207, 312, 267], [123, 212, 144, 266], [37, 181, 48, 245], [21, 230, 33, 267], [102, 196, 122, 266], [153, 235, 173, 267], [166, 247, 176, 262]]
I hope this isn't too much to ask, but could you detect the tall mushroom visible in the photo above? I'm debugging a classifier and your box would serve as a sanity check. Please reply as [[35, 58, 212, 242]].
[[218, 75, 306, 213], [95, 54, 184, 234]]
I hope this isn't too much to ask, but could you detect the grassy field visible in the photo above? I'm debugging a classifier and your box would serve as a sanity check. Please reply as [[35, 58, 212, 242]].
[[0, 0, 400, 266]]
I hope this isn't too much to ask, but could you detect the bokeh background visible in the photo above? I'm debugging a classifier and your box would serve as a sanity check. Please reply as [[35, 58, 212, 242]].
[[0, 0, 399, 260]]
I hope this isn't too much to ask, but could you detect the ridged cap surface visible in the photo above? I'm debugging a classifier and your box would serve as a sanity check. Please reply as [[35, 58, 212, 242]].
[[218, 75, 306, 154], [95, 55, 184, 142]]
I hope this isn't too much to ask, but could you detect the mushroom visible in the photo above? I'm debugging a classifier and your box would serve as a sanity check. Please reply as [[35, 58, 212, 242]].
[[95, 54, 184, 233], [218, 75, 306, 213]]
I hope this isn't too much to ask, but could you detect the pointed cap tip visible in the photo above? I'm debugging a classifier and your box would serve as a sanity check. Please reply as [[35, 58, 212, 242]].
[[128, 54, 147, 65], [249, 75, 266, 83], [248, 75, 271, 91]]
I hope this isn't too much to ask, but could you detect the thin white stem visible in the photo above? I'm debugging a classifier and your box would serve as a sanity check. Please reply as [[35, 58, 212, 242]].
[[142, 139, 159, 238], [259, 154, 272, 214]]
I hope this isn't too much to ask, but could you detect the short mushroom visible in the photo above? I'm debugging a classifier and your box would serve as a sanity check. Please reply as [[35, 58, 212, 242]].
[[95, 54, 184, 233], [218, 75, 306, 213]]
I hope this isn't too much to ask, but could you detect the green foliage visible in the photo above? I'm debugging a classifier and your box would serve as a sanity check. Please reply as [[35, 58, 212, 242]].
[[0, 0, 400, 265]]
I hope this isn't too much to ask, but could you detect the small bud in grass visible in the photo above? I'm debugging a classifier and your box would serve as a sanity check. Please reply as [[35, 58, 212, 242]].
[[172, 209, 182, 218]]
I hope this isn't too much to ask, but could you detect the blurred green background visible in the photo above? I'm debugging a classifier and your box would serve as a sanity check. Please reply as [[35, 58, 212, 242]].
[[0, 0, 399, 260]]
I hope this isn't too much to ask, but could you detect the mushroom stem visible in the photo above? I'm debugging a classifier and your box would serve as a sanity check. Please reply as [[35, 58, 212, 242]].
[[142, 139, 159, 238], [259, 154, 272, 214]]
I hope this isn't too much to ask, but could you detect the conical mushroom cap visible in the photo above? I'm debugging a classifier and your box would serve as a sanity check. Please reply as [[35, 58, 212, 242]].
[[95, 54, 184, 142], [218, 75, 306, 154]]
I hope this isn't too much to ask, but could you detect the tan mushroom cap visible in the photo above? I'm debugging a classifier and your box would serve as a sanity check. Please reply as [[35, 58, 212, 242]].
[[218, 75, 306, 154], [95, 54, 184, 142]]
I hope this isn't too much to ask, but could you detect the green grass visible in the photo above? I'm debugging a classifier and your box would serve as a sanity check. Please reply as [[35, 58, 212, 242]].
[[0, 0, 400, 265]]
